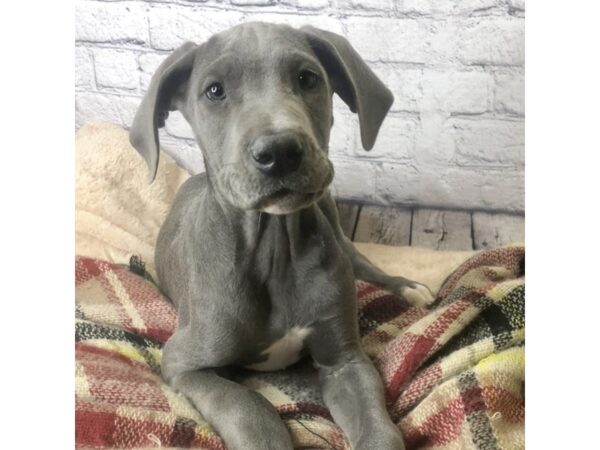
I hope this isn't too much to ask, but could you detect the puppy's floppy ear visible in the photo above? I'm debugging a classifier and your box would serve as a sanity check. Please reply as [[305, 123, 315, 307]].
[[129, 42, 197, 183], [301, 26, 394, 151]]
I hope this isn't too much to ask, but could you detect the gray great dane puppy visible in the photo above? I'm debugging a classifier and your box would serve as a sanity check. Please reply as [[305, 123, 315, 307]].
[[130, 22, 434, 450]]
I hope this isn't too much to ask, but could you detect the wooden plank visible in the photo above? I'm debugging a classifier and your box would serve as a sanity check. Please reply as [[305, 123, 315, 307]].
[[411, 209, 473, 250], [353, 205, 412, 246], [472, 212, 525, 249], [335, 201, 360, 240]]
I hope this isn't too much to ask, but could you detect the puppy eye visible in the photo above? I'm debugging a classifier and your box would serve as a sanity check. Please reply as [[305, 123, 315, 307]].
[[298, 70, 319, 90], [205, 82, 226, 101]]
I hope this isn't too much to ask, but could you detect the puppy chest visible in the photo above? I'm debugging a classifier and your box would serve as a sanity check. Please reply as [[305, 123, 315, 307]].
[[244, 326, 312, 371]]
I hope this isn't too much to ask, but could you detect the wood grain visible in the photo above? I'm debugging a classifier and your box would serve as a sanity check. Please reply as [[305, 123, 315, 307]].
[[353, 205, 412, 246], [472, 212, 525, 249], [411, 209, 473, 250]]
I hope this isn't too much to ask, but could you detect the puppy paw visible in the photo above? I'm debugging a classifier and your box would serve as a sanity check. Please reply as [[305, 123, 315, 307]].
[[400, 283, 435, 307]]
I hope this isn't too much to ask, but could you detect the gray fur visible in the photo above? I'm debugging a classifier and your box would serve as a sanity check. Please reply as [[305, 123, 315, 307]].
[[130, 22, 433, 450]]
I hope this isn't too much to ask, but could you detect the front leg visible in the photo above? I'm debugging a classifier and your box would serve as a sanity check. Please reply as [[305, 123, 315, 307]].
[[318, 195, 434, 307], [170, 369, 293, 450], [163, 334, 293, 450], [344, 238, 434, 307], [308, 322, 404, 450]]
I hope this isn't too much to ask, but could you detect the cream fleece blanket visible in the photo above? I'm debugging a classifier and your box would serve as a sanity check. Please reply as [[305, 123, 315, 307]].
[[75, 121, 474, 293]]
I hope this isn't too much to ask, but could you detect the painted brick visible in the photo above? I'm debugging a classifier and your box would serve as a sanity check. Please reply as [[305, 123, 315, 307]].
[[344, 17, 430, 63], [337, 0, 394, 11], [373, 163, 422, 205], [330, 159, 377, 202], [455, 18, 524, 66], [494, 69, 524, 115], [421, 69, 491, 113], [375, 163, 524, 212], [280, 0, 330, 10], [231, 0, 275, 5], [437, 167, 524, 211], [117, 95, 142, 127], [446, 118, 524, 167], [400, 0, 502, 15], [372, 65, 422, 112], [329, 109, 359, 160], [246, 13, 343, 34], [507, 0, 525, 10], [414, 111, 457, 166], [359, 114, 418, 161], [76, 93, 119, 127], [138, 52, 167, 91], [140, 0, 209, 2], [164, 111, 196, 140], [93, 48, 139, 91], [159, 133, 205, 175], [75, 1, 148, 45], [146, 0, 210, 3], [148, 6, 245, 50], [75, 92, 141, 129], [75, 47, 94, 89]]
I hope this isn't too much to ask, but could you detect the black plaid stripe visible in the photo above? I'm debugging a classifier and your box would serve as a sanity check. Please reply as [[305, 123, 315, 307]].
[[481, 303, 512, 336], [430, 281, 524, 362], [358, 315, 381, 336], [497, 285, 525, 329], [75, 304, 87, 320], [429, 320, 492, 363], [75, 319, 163, 372], [437, 285, 471, 307]]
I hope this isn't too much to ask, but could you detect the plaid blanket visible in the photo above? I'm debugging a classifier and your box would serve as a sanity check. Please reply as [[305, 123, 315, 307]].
[[75, 247, 525, 449]]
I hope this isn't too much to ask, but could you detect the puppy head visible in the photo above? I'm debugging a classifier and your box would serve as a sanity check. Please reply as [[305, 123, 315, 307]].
[[130, 22, 393, 214]]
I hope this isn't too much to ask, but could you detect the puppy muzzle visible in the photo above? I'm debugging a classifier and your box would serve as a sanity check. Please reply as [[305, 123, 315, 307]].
[[215, 132, 334, 213]]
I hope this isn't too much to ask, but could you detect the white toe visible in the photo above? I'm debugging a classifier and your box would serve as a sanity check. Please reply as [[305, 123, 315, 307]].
[[401, 284, 435, 307]]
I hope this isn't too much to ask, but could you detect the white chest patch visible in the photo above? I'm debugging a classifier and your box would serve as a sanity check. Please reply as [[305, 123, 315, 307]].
[[246, 326, 312, 372]]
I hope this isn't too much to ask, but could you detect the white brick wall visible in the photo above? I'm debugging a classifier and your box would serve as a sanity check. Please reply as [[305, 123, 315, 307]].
[[75, 0, 525, 213]]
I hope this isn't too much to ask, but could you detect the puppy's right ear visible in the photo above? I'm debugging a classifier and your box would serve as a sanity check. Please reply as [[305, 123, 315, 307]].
[[129, 42, 197, 183]]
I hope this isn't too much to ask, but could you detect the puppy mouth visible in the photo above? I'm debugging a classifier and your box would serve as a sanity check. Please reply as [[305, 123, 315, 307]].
[[257, 187, 324, 214], [269, 188, 317, 200], [268, 188, 295, 200], [217, 156, 335, 213]]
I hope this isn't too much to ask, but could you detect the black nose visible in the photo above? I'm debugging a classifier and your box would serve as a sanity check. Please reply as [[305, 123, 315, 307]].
[[249, 133, 304, 177]]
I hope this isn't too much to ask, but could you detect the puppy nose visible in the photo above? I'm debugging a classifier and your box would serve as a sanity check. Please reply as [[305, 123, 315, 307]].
[[249, 133, 304, 177]]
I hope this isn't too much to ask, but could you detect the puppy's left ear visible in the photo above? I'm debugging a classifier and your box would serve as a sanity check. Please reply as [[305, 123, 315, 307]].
[[129, 42, 198, 183], [301, 26, 394, 150]]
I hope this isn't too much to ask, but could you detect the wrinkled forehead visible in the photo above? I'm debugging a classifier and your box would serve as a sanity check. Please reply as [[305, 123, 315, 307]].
[[224, 22, 309, 54], [220, 22, 312, 57], [195, 23, 321, 80]]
